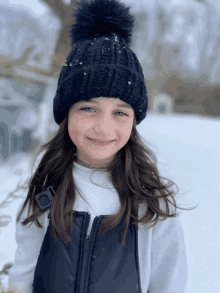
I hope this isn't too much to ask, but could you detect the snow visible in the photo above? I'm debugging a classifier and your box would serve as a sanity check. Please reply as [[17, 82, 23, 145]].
[[0, 111, 220, 292]]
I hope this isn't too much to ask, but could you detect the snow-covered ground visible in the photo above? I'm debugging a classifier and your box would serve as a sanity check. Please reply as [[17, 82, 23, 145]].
[[0, 111, 219, 292]]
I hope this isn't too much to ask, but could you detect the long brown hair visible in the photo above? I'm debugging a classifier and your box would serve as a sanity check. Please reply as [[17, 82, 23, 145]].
[[15, 114, 197, 245]]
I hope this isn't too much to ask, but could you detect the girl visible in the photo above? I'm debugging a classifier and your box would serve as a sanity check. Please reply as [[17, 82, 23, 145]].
[[7, 0, 197, 292]]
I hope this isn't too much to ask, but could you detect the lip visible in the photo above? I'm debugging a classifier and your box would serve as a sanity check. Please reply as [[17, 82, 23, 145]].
[[87, 137, 114, 145]]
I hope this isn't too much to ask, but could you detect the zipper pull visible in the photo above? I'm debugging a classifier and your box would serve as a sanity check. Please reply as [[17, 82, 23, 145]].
[[84, 235, 89, 252]]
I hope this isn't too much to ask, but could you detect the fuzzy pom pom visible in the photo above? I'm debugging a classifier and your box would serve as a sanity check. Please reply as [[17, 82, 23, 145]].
[[69, 0, 135, 46]]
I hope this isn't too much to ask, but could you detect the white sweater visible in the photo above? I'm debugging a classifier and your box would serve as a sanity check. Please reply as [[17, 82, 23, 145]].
[[8, 161, 188, 293]]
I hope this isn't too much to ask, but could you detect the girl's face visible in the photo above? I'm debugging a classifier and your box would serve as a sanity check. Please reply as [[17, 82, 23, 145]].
[[68, 97, 134, 167]]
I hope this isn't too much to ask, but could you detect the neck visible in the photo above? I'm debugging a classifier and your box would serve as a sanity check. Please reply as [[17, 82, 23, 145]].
[[75, 156, 105, 170], [75, 154, 111, 171]]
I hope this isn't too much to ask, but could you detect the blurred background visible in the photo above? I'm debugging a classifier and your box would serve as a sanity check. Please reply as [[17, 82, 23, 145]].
[[0, 0, 219, 292]]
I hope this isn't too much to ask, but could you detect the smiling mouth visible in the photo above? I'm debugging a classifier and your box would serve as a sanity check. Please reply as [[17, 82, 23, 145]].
[[87, 137, 113, 143]]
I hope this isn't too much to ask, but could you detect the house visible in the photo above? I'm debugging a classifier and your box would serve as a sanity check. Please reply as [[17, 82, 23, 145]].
[[151, 92, 174, 115], [0, 78, 37, 161], [0, 67, 57, 163]]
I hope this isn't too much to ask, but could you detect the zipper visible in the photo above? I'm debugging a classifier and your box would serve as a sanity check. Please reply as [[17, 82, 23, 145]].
[[75, 212, 91, 293], [78, 213, 104, 293], [48, 210, 103, 292]]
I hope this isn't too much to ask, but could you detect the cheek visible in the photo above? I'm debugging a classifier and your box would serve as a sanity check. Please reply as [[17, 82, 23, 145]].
[[69, 128, 78, 140], [68, 118, 78, 140], [119, 125, 132, 143], [68, 117, 87, 141]]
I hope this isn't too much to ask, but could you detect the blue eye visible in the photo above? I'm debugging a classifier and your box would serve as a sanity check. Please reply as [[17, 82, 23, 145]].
[[79, 107, 128, 116]]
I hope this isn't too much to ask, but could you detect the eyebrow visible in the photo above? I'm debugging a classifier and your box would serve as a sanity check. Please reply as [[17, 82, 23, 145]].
[[78, 99, 133, 109]]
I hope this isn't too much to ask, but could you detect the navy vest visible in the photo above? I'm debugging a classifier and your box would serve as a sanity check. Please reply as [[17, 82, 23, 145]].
[[32, 187, 148, 293]]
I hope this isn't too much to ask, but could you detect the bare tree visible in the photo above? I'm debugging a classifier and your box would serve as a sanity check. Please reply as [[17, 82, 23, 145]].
[[36, 0, 77, 77]]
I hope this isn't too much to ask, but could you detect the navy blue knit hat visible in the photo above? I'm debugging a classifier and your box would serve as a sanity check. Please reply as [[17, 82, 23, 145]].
[[53, 0, 148, 126]]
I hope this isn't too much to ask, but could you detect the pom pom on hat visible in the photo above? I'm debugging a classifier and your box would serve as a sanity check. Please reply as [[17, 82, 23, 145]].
[[69, 0, 135, 46]]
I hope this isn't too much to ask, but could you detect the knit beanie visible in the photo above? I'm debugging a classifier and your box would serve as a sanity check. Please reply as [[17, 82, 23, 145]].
[[53, 0, 148, 126]]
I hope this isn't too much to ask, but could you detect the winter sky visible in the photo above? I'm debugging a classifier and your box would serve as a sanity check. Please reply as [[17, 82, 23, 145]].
[[1, 0, 220, 19]]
